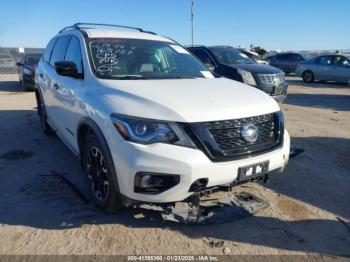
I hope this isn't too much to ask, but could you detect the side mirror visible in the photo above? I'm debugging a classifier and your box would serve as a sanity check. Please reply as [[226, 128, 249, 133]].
[[54, 61, 83, 78], [205, 63, 215, 72], [16, 62, 22, 67]]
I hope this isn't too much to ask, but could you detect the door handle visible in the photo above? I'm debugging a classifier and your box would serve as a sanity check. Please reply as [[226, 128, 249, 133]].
[[53, 83, 59, 90], [39, 73, 45, 81]]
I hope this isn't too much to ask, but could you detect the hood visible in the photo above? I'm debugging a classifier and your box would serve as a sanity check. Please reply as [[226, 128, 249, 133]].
[[226, 63, 283, 74], [98, 77, 280, 123]]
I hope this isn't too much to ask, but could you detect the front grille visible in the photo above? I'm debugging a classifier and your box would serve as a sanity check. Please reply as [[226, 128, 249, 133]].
[[258, 73, 285, 85], [209, 114, 275, 150], [188, 112, 284, 162]]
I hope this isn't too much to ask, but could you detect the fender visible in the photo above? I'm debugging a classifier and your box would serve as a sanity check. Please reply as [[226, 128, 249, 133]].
[[77, 117, 121, 194]]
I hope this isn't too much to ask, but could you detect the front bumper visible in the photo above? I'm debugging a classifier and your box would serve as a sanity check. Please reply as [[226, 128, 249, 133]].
[[109, 129, 290, 203], [257, 82, 288, 103], [271, 93, 287, 103]]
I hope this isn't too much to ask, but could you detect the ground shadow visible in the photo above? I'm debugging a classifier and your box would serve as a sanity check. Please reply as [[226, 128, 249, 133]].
[[0, 79, 26, 92], [285, 93, 350, 111], [286, 77, 349, 89]]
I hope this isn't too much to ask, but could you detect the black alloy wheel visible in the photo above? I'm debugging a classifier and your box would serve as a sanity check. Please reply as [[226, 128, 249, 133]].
[[83, 133, 123, 213], [86, 146, 110, 202]]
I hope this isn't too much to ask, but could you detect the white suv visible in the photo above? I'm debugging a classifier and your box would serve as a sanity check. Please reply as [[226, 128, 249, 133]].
[[35, 23, 290, 213]]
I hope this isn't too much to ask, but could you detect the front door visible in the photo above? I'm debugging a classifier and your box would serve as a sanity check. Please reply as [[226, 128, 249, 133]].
[[51, 36, 84, 149]]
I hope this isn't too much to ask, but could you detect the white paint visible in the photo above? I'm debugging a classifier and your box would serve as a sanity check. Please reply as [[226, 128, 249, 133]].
[[200, 71, 214, 78], [170, 45, 190, 54]]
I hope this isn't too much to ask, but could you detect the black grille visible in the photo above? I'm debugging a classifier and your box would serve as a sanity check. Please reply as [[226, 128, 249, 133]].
[[209, 114, 275, 150], [188, 112, 284, 162]]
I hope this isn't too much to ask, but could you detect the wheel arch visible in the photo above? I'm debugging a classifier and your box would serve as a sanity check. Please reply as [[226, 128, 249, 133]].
[[302, 69, 313, 75], [77, 117, 107, 157], [77, 116, 121, 195]]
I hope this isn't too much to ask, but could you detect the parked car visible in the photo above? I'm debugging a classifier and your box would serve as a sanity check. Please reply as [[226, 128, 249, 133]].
[[266, 52, 305, 75], [35, 23, 290, 213], [17, 53, 42, 90], [296, 54, 350, 83], [238, 48, 268, 64], [187, 46, 288, 102]]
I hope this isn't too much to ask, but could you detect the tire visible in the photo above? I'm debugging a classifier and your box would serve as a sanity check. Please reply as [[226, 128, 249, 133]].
[[302, 70, 314, 83], [82, 133, 123, 213], [36, 91, 55, 136]]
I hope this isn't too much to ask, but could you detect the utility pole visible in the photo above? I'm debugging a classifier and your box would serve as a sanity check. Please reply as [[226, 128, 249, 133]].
[[191, 0, 194, 46]]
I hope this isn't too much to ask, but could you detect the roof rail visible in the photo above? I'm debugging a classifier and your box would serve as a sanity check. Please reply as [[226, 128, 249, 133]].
[[59, 23, 156, 35]]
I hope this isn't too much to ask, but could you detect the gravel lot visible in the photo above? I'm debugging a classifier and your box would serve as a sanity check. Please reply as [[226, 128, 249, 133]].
[[0, 74, 349, 257]]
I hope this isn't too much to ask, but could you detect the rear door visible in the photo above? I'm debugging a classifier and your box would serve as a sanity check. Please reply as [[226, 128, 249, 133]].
[[290, 54, 304, 72], [274, 54, 290, 72], [334, 56, 350, 82], [36, 37, 57, 125], [314, 56, 335, 80]]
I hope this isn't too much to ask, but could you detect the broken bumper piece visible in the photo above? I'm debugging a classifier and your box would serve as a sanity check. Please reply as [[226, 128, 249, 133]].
[[137, 192, 268, 224]]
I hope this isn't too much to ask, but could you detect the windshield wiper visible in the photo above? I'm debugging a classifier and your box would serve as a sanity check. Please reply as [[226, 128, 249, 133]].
[[115, 75, 145, 80], [114, 75, 200, 80]]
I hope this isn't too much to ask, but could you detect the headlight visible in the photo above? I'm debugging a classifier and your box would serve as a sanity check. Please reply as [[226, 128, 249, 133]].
[[111, 114, 195, 148], [237, 69, 257, 86], [23, 68, 33, 75]]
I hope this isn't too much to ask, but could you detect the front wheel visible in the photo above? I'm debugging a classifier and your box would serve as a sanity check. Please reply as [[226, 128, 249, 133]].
[[302, 70, 314, 83], [82, 133, 123, 213]]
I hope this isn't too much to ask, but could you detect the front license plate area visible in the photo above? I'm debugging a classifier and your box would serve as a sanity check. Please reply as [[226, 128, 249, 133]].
[[238, 161, 269, 182], [274, 86, 283, 94]]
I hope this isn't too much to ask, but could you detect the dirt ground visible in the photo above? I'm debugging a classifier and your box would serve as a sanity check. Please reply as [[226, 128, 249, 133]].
[[0, 74, 349, 257]]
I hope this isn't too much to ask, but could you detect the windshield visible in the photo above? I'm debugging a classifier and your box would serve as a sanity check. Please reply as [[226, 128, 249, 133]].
[[209, 47, 256, 65], [25, 54, 42, 65], [88, 38, 213, 80]]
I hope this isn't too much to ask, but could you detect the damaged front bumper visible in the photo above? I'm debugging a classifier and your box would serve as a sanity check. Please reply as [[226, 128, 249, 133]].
[[130, 168, 282, 224]]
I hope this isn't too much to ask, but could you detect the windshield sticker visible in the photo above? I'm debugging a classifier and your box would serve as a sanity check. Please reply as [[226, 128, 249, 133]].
[[90, 41, 134, 72], [200, 71, 214, 78], [170, 45, 190, 54]]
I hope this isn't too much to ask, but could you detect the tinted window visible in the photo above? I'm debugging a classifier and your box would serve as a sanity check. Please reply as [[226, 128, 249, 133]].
[[25, 54, 42, 65], [337, 56, 350, 66], [317, 56, 333, 65], [65, 36, 83, 74], [43, 38, 57, 63], [334, 56, 342, 64], [275, 54, 286, 60], [209, 47, 255, 65], [291, 54, 304, 61], [50, 36, 70, 67], [190, 49, 214, 65]]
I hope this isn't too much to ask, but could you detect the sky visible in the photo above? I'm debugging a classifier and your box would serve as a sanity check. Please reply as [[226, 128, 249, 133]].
[[0, 0, 349, 51]]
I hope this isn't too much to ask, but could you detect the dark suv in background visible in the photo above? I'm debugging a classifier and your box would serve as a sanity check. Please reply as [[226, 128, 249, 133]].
[[187, 46, 288, 102], [17, 52, 42, 90], [266, 52, 305, 75]]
